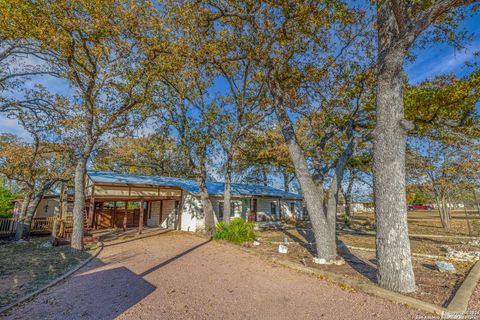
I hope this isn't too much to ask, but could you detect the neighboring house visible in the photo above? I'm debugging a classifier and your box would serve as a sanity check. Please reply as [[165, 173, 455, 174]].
[[13, 194, 74, 219], [351, 202, 375, 213], [85, 171, 304, 232]]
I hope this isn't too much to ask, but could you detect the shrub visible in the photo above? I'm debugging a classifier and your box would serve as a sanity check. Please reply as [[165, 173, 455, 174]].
[[214, 218, 256, 244], [0, 212, 12, 219]]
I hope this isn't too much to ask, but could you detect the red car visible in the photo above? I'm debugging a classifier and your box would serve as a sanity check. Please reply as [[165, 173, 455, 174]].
[[408, 204, 434, 211]]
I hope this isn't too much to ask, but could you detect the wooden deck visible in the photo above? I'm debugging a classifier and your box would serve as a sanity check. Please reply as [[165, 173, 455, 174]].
[[0, 217, 55, 238]]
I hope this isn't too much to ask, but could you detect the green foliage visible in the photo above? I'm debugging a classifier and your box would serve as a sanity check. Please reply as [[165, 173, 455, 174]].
[[214, 218, 256, 244], [341, 213, 350, 225], [0, 179, 16, 217], [406, 188, 432, 205]]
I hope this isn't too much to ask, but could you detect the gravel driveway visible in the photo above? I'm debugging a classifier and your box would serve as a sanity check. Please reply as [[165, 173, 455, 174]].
[[4, 232, 420, 320]]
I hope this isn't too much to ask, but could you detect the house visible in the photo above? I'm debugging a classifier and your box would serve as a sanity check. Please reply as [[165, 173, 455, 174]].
[[351, 202, 374, 213], [85, 171, 304, 233], [13, 194, 74, 218]]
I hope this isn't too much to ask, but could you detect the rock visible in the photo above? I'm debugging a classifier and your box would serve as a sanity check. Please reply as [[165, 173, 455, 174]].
[[333, 257, 346, 266], [39, 241, 52, 248], [313, 257, 327, 264], [313, 256, 346, 265], [440, 245, 450, 252], [278, 244, 288, 254], [468, 240, 480, 247], [253, 241, 260, 246], [446, 250, 480, 261], [435, 261, 456, 273]]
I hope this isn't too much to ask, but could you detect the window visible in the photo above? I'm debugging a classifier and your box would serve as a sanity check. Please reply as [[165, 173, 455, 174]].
[[230, 202, 235, 216], [271, 202, 277, 216], [252, 199, 258, 212], [290, 202, 295, 214], [219, 202, 224, 219]]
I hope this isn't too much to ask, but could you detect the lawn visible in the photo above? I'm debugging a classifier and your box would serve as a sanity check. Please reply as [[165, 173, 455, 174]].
[[0, 236, 94, 308]]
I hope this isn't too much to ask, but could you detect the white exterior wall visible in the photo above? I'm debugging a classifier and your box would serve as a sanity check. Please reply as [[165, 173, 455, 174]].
[[147, 201, 161, 227], [34, 199, 60, 218], [256, 198, 276, 220], [211, 198, 243, 221], [280, 200, 303, 219], [161, 200, 177, 229], [180, 194, 303, 232], [180, 193, 204, 232]]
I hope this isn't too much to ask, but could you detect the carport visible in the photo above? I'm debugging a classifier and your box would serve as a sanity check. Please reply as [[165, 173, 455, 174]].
[[85, 173, 183, 234]]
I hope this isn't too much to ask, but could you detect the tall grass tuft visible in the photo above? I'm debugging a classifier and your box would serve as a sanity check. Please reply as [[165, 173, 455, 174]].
[[214, 218, 256, 244]]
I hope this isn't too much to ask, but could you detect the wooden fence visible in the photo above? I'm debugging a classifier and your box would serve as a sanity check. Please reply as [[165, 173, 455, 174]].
[[0, 218, 17, 236], [0, 216, 56, 237]]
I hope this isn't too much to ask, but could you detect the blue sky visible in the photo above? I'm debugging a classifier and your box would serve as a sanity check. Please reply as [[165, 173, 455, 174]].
[[406, 11, 480, 83], [1, 10, 479, 139]]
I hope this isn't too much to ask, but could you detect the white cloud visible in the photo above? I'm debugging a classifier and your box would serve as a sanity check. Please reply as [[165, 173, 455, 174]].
[[408, 44, 479, 83], [0, 116, 32, 140]]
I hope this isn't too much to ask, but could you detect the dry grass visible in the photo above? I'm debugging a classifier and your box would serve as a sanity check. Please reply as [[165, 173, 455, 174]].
[[251, 213, 480, 307], [251, 229, 476, 307], [0, 236, 92, 308], [350, 210, 480, 237]]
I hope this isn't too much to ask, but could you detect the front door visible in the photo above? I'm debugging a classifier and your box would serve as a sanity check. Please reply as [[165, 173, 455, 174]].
[[271, 202, 277, 220]]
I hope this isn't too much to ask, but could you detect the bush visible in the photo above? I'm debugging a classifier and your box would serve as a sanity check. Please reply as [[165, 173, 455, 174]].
[[0, 212, 13, 219], [214, 218, 256, 244]]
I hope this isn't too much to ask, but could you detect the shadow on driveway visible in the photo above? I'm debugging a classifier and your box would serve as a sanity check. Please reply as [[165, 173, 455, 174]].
[[4, 237, 211, 320]]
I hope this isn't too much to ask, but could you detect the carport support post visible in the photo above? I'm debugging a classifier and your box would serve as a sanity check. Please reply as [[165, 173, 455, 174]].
[[88, 197, 95, 228], [112, 201, 116, 228], [138, 199, 145, 234], [123, 201, 128, 231], [177, 194, 183, 231]]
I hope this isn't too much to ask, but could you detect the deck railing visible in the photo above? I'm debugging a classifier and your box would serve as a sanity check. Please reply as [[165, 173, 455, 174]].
[[0, 216, 57, 237], [31, 217, 55, 233], [0, 218, 17, 236]]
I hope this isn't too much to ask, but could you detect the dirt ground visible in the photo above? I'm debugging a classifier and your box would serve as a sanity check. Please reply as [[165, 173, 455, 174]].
[[3, 232, 421, 320], [248, 232, 475, 307], [262, 226, 477, 257], [0, 236, 93, 308]]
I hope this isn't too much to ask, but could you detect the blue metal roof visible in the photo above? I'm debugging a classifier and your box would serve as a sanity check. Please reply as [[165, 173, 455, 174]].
[[87, 171, 302, 199]]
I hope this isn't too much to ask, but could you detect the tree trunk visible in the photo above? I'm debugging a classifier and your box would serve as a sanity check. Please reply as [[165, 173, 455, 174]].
[[52, 183, 66, 244], [343, 171, 355, 226], [262, 170, 268, 186], [441, 191, 451, 229], [71, 156, 88, 250], [197, 148, 215, 236], [267, 75, 336, 262], [283, 171, 290, 192], [23, 191, 46, 239], [435, 193, 443, 227], [223, 156, 232, 223], [373, 25, 416, 291], [473, 188, 480, 216], [15, 194, 31, 241], [199, 177, 215, 236], [16, 182, 54, 240]]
